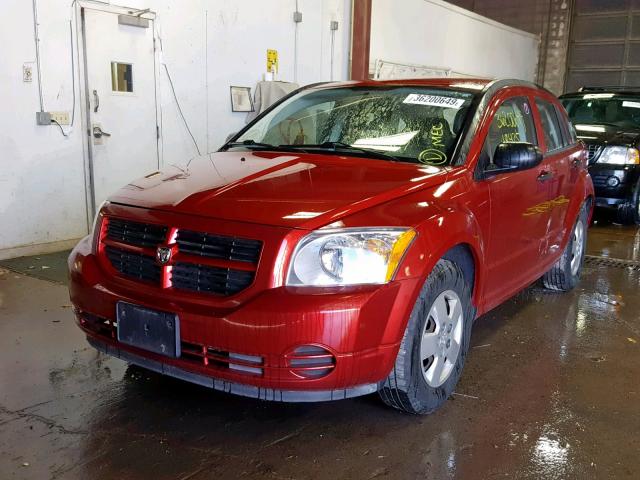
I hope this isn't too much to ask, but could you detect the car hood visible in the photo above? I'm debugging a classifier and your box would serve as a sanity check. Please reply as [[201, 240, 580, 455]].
[[109, 151, 448, 229], [574, 123, 640, 147]]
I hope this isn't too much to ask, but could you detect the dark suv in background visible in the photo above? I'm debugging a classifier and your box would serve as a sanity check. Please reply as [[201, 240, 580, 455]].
[[560, 87, 640, 225]]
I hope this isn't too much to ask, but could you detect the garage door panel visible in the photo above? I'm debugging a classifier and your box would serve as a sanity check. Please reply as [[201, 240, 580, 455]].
[[631, 14, 640, 38], [569, 44, 625, 68], [627, 43, 640, 66], [575, 0, 629, 14], [566, 70, 622, 92], [572, 16, 628, 42], [623, 71, 640, 84]]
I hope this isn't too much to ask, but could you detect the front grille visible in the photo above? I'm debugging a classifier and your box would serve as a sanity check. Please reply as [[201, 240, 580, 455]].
[[105, 246, 161, 283], [176, 230, 262, 263], [101, 217, 260, 296], [171, 262, 255, 296], [585, 144, 603, 164], [591, 171, 608, 187], [107, 218, 167, 248]]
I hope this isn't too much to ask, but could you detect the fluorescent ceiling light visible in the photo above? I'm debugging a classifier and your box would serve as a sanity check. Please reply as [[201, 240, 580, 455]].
[[583, 93, 614, 99], [575, 124, 605, 132]]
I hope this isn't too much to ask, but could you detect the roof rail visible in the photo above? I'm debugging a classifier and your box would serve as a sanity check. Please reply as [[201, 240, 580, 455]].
[[578, 85, 640, 92]]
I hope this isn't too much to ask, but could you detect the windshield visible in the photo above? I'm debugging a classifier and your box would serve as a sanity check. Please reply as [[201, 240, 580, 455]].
[[562, 95, 640, 129], [232, 86, 475, 165]]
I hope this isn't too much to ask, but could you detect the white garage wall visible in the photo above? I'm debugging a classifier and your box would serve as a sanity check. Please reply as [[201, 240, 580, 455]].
[[370, 0, 540, 81], [0, 0, 351, 258]]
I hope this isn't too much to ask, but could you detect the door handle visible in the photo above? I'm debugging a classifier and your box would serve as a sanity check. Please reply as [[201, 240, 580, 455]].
[[93, 89, 99, 113], [537, 171, 554, 182], [93, 126, 111, 138]]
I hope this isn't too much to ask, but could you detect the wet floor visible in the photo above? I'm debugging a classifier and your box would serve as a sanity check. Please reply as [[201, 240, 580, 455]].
[[1, 223, 639, 479]]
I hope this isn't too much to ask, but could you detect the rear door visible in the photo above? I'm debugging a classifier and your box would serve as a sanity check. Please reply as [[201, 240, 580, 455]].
[[532, 97, 575, 255], [481, 93, 554, 305]]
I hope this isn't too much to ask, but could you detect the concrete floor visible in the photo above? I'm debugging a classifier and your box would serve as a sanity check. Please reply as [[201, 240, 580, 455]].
[[1, 222, 639, 479]]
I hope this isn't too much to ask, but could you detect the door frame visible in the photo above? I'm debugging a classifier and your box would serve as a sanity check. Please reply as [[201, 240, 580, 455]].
[[75, 1, 162, 226]]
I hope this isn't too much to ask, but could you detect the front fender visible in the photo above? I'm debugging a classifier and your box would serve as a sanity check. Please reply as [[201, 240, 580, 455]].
[[335, 181, 488, 345]]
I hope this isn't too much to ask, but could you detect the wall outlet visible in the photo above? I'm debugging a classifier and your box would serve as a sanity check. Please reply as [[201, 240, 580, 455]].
[[50, 111, 70, 125]]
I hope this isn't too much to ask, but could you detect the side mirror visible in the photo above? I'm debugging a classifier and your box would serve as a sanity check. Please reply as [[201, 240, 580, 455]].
[[488, 142, 543, 174]]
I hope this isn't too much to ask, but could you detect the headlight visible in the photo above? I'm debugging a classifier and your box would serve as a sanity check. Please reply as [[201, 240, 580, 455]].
[[286, 228, 416, 286], [597, 146, 640, 165], [90, 201, 109, 253]]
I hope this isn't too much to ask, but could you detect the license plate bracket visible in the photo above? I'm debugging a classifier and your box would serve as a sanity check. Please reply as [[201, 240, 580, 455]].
[[116, 302, 180, 358]]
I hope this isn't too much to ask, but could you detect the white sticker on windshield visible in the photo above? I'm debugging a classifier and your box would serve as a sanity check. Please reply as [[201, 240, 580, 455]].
[[403, 94, 465, 109], [622, 100, 640, 109]]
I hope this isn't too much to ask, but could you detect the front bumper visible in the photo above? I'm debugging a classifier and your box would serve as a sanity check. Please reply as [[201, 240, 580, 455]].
[[68, 236, 421, 400], [589, 164, 640, 207]]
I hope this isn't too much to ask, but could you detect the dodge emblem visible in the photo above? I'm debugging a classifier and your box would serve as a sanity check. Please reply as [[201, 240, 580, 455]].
[[156, 246, 173, 265]]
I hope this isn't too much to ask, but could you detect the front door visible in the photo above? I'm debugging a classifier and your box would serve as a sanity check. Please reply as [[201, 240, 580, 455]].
[[82, 7, 159, 213], [482, 95, 555, 306]]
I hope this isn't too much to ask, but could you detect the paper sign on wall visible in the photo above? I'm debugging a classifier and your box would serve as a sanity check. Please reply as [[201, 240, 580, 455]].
[[403, 94, 465, 109], [267, 49, 279, 74]]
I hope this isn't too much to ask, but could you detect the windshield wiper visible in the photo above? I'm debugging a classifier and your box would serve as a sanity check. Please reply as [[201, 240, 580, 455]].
[[281, 142, 400, 162], [224, 139, 311, 154], [225, 139, 279, 149]]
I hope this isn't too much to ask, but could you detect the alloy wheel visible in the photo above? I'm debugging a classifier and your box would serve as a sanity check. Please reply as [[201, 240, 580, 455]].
[[570, 218, 585, 276], [419, 290, 464, 388]]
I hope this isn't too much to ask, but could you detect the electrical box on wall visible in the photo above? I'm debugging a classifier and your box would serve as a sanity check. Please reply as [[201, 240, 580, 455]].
[[35, 112, 51, 125]]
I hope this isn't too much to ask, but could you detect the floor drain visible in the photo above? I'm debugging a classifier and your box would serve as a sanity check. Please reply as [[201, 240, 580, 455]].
[[585, 255, 640, 271]]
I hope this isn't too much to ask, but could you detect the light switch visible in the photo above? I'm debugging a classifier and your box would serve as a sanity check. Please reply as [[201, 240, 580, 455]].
[[23, 63, 33, 82]]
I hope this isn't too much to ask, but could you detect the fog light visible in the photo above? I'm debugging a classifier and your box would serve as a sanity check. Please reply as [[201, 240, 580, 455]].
[[286, 345, 336, 379], [606, 176, 620, 187]]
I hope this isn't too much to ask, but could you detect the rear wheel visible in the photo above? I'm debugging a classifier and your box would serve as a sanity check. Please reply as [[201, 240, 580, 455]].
[[615, 180, 640, 225], [379, 259, 473, 415], [542, 204, 588, 292]]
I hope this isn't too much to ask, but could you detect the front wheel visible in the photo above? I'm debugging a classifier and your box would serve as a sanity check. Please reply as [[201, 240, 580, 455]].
[[542, 203, 588, 292], [379, 259, 473, 415], [615, 180, 640, 225]]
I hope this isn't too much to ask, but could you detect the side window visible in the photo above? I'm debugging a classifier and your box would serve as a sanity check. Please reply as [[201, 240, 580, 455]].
[[567, 121, 578, 143], [535, 99, 564, 151], [553, 103, 575, 146], [483, 97, 537, 163]]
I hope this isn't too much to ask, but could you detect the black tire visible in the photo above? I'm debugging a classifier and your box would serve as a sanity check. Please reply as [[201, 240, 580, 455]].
[[542, 203, 588, 292], [615, 180, 640, 225], [379, 259, 473, 415]]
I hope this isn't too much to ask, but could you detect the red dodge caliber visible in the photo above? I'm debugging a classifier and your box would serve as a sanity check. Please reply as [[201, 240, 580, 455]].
[[69, 79, 593, 414]]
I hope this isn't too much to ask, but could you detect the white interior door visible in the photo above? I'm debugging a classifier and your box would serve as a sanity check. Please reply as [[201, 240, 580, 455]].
[[83, 8, 159, 210]]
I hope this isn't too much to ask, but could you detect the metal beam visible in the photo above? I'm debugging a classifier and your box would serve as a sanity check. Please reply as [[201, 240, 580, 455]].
[[350, 0, 371, 80]]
